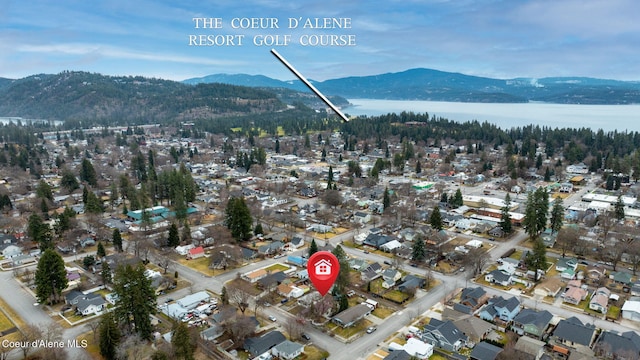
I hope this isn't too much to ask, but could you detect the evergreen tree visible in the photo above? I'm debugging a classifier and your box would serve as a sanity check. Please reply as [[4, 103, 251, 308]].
[[544, 167, 551, 182], [112, 229, 123, 252], [80, 158, 98, 186], [309, 239, 319, 257], [383, 187, 391, 211], [224, 197, 253, 241], [113, 264, 156, 339], [275, 139, 280, 153], [40, 198, 49, 214], [36, 180, 53, 201], [500, 193, 513, 234], [60, 169, 80, 192], [452, 188, 463, 208], [167, 223, 180, 247], [440, 192, 448, 204], [221, 286, 229, 305], [101, 261, 112, 285], [614, 196, 625, 220], [172, 321, 195, 360], [523, 187, 549, 240], [338, 293, 349, 312], [35, 249, 68, 304], [525, 239, 547, 282], [327, 166, 334, 189], [430, 206, 443, 231], [254, 223, 264, 236], [97, 242, 106, 258], [28, 213, 52, 250], [331, 245, 350, 295], [415, 160, 422, 174], [549, 197, 564, 233], [412, 237, 426, 262], [99, 312, 121, 360]]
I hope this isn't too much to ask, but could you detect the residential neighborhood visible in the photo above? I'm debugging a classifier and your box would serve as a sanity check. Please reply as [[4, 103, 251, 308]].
[[0, 118, 640, 360]]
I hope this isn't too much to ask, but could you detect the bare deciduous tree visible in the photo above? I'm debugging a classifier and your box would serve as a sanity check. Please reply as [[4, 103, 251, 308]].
[[464, 247, 490, 276], [556, 226, 580, 257], [228, 284, 252, 315]]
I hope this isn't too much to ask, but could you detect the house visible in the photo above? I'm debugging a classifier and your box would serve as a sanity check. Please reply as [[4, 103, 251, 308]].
[[200, 324, 225, 341], [78, 237, 96, 248], [383, 350, 411, 360], [511, 309, 553, 339], [353, 211, 371, 224], [332, 304, 372, 328], [258, 271, 287, 289], [243, 330, 286, 358], [289, 236, 305, 249], [484, 269, 512, 287], [513, 336, 546, 360], [0, 244, 22, 258], [551, 316, 596, 354], [459, 287, 489, 310], [632, 282, 640, 297], [469, 341, 503, 360], [589, 287, 610, 313], [479, 296, 521, 322], [421, 318, 468, 352], [65, 290, 86, 305], [398, 274, 425, 292], [186, 246, 205, 260], [556, 257, 578, 272], [363, 233, 393, 249], [611, 271, 633, 286], [593, 330, 640, 360], [586, 266, 606, 284], [258, 241, 284, 255], [534, 277, 563, 298], [622, 299, 640, 322], [76, 293, 107, 316], [402, 338, 433, 359], [177, 291, 210, 309], [562, 280, 588, 306], [452, 316, 492, 344], [380, 240, 403, 252], [242, 269, 268, 283], [382, 268, 401, 283], [175, 244, 195, 256], [271, 340, 304, 360], [541, 229, 557, 248], [286, 255, 307, 267]]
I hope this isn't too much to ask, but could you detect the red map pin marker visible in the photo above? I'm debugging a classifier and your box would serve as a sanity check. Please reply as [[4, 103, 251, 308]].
[[307, 251, 340, 296]]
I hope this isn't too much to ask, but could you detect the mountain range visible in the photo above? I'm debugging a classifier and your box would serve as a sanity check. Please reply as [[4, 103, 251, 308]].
[[184, 68, 640, 105]]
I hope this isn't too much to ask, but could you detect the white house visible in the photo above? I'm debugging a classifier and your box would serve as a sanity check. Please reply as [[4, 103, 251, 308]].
[[466, 239, 483, 249], [566, 163, 589, 174], [0, 244, 22, 258], [353, 211, 371, 224], [175, 244, 195, 256], [271, 340, 304, 360], [403, 338, 434, 359], [622, 299, 640, 322]]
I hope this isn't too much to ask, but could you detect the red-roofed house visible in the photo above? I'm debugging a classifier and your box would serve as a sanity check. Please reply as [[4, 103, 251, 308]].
[[187, 246, 205, 260]]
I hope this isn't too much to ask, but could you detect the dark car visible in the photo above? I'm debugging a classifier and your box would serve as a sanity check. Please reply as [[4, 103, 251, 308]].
[[384, 260, 391, 265], [301, 333, 311, 341]]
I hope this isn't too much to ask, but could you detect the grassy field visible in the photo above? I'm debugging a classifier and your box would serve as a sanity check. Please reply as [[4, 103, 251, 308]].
[[178, 256, 213, 276], [301, 345, 330, 360], [383, 290, 410, 304], [327, 319, 372, 339], [0, 296, 24, 330], [77, 332, 100, 359], [0, 308, 14, 334], [264, 263, 289, 272], [372, 306, 395, 319], [607, 305, 621, 319]]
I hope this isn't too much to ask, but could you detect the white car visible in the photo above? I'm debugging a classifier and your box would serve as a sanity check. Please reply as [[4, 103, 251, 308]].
[[268, 315, 277, 322]]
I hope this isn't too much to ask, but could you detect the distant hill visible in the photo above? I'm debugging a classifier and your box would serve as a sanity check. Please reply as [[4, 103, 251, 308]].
[[0, 71, 285, 123], [184, 68, 640, 104]]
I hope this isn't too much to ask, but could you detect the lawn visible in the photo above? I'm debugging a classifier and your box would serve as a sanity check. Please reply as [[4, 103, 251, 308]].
[[341, 240, 357, 249], [429, 354, 449, 360], [0, 308, 14, 334], [264, 263, 289, 272], [300, 345, 330, 360], [327, 319, 372, 339], [178, 256, 213, 276], [0, 297, 25, 330], [77, 332, 100, 359], [607, 305, 621, 319], [383, 290, 410, 304], [435, 261, 455, 274], [372, 306, 395, 319], [509, 250, 523, 260]]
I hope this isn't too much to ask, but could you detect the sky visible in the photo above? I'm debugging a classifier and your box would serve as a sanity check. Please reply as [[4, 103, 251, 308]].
[[1, 0, 639, 82]]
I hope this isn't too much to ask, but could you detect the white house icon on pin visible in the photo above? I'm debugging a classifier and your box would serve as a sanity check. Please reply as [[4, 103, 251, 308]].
[[314, 259, 332, 275]]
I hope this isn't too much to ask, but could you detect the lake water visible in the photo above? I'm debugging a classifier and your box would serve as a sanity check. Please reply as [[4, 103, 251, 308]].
[[344, 99, 640, 132]]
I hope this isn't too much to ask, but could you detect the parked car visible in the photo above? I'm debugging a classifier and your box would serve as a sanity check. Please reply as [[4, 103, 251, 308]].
[[301, 333, 311, 341], [384, 260, 391, 265], [268, 315, 277, 322], [366, 326, 377, 334]]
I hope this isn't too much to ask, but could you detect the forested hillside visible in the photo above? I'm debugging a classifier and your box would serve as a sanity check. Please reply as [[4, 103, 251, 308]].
[[0, 71, 285, 124]]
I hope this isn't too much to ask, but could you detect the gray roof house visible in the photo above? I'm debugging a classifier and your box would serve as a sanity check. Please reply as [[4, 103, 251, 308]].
[[484, 269, 512, 287], [243, 330, 286, 357], [511, 308, 553, 339], [332, 304, 372, 328], [271, 340, 305, 360], [398, 275, 425, 292], [452, 316, 493, 344], [551, 316, 596, 354], [76, 293, 107, 316], [363, 234, 393, 249], [479, 296, 521, 323], [593, 330, 640, 360], [470, 341, 503, 360], [421, 318, 468, 352], [460, 287, 488, 310], [513, 336, 545, 360]]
